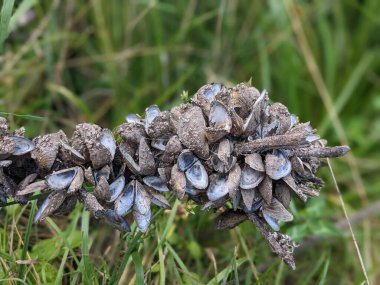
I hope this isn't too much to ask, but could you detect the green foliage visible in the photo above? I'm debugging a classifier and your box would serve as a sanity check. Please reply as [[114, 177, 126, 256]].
[[0, 0, 379, 284]]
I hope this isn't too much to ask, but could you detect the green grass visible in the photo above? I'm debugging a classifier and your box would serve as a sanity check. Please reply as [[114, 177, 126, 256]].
[[1, 0, 380, 284]]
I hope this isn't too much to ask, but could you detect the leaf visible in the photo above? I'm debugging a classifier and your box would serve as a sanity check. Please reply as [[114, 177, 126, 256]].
[[31, 237, 64, 261], [186, 240, 202, 260]]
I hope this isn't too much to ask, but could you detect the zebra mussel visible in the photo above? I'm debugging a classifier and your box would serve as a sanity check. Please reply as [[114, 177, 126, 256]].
[[0, 82, 350, 269]]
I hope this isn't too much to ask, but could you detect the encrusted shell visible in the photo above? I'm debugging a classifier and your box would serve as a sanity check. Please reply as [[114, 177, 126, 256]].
[[171, 104, 209, 159]]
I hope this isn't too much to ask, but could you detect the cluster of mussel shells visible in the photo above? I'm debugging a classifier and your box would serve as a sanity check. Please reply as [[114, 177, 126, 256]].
[[0, 82, 349, 237]]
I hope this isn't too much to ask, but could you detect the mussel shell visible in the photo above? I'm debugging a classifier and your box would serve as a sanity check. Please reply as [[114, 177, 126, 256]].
[[125, 113, 143, 124], [9, 136, 35, 156], [108, 175, 126, 202], [148, 190, 171, 209], [151, 139, 168, 151], [100, 129, 116, 160], [257, 175, 272, 205], [209, 101, 232, 131], [115, 181, 135, 216], [34, 191, 66, 222], [227, 164, 241, 210], [134, 181, 151, 215], [147, 111, 173, 138], [116, 123, 146, 147], [185, 160, 208, 190], [67, 167, 84, 194], [177, 150, 198, 172], [59, 142, 86, 164], [245, 153, 265, 172], [16, 180, 47, 196], [262, 198, 293, 222], [93, 176, 110, 201], [104, 209, 131, 232], [133, 207, 151, 233], [204, 83, 222, 102], [230, 83, 260, 119], [143, 176, 169, 192], [265, 151, 291, 180], [262, 210, 280, 231], [45, 168, 77, 191], [242, 89, 268, 136], [31, 133, 62, 171], [161, 135, 182, 165], [119, 141, 141, 175], [240, 165, 265, 189], [212, 155, 236, 174], [169, 164, 186, 199], [138, 138, 156, 176], [173, 105, 209, 159], [0, 160, 12, 167], [145, 105, 160, 132], [52, 195, 77, 216], [76, 189, 105, 219], [184, 186, 204, 196], [274, 181, 291, 208], [207, 175, 228, 201], [205, 127, 229, 144]]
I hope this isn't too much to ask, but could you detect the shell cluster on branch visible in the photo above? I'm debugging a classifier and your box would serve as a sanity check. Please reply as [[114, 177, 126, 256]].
[[0, 83, 350, 269]]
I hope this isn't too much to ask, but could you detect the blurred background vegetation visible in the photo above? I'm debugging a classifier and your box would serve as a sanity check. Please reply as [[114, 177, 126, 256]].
[[0, 0, 379, 284]]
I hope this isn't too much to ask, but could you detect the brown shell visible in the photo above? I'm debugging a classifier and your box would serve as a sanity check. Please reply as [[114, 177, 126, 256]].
[[171, 104, 209, 159], [147, 111, 174, 139], [230, 83, 260, 119], [31, 131, 67, 171], [258, 175, 272, 205], [169, 164, 186, 200]]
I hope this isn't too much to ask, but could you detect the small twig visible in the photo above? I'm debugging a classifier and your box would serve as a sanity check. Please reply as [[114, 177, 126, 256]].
[[235, 133, 309, 154], [248, 213, 296, 270], [292, 146, 351, 158]]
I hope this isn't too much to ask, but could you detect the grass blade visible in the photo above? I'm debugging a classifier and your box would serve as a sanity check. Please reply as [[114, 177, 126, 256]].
[[18, 201, 36, 281], [0, 0, 15, 51], [132, 251, 144, 285]]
